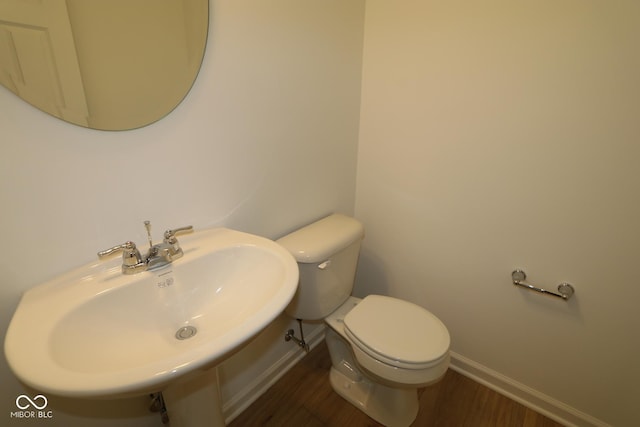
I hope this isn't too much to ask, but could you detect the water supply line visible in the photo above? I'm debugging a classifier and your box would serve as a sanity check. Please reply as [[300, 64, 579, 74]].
[[285, 319, 310, 353], [149, 392, 169, 424]]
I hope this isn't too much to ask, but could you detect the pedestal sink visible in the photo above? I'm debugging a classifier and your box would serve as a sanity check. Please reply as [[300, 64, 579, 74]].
[[4, 227, 299, 426]]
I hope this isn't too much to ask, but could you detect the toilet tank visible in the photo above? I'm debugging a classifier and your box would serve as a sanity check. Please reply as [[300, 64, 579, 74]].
[[276, 214, 364, 320]]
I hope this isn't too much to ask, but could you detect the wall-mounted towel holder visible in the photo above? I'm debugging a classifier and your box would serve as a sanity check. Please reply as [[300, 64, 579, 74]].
[[511, 269, 575, 300]]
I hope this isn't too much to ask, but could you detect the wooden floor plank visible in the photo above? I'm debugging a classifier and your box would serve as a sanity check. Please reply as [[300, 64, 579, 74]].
[[229, 342, 564, 426]]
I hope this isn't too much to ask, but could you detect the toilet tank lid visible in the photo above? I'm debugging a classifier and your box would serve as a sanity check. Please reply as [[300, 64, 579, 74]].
[[276, 214, 364, 263]]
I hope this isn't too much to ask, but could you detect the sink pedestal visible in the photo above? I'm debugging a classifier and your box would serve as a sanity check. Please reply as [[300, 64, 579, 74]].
[[162, 367, 225, 427]]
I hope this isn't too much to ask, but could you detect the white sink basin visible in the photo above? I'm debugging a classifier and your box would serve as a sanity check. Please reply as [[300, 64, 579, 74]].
[[5, 227, 299, 399]]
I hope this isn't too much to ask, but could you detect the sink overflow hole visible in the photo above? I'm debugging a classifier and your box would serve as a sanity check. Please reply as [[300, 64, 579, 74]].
[[175, 326, 197, 340]]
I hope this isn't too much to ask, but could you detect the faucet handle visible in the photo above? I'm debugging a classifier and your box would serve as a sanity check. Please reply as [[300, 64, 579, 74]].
[[163, 225, 194, 243], [162, 226, 193, 261], [97, 241, 143, 267]]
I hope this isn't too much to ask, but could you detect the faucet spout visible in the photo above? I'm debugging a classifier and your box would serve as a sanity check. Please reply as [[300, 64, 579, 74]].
[[145, 242, 178, 270]]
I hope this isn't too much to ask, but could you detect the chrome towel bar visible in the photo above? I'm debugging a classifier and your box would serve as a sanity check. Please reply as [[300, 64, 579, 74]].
[[511, 269, 575, 300]]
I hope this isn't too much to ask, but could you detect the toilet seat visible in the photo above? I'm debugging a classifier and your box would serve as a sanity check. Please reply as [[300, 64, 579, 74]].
[[344, 295, 450, 370]]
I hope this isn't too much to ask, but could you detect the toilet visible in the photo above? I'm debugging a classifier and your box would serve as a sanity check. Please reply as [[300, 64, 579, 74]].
[[277, 214, 450, 427]]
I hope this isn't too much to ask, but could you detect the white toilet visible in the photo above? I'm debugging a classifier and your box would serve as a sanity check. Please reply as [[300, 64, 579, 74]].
[[277, 214, 450, 427]]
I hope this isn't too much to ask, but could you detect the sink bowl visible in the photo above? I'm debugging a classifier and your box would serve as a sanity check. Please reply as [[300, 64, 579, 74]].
[[5, 227, 299, 398]]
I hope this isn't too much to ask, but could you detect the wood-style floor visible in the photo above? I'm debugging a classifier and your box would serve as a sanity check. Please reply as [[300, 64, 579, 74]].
[[229, 342, 564, 427]]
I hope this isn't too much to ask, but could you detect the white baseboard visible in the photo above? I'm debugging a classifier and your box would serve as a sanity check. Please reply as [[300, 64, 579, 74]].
[[449, 351, 609, 427], [222, 325, 326, 424]]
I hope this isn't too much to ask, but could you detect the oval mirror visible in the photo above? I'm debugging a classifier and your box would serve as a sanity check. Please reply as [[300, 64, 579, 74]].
[[0, 0, 208, 130]]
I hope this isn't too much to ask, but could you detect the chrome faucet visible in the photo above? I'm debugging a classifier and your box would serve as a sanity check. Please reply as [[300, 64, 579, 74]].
[[98, 221, 193, 274]]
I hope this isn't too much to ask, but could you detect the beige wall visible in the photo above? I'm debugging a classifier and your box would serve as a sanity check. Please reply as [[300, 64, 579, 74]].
[[0, 1, 365, 426], [355, 1, 640, 426]]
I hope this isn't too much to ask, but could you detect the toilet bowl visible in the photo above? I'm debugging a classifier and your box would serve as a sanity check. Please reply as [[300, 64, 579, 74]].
[[324, 296, 449, 427], [277, 214, 450, 427], [342, 295, 449, 385]]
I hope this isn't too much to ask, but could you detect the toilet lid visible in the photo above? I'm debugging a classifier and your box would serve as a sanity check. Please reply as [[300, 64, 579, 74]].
[[344, 295, 450, 368]]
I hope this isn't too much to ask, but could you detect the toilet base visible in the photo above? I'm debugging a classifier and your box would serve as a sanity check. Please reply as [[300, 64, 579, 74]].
[[329, 367, 419, 427]]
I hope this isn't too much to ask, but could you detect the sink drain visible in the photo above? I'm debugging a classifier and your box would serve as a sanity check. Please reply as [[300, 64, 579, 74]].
[[175, 326, 197, 340]]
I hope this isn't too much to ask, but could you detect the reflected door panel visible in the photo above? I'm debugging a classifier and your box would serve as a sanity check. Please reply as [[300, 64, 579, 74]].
[[0, 0, 208, 130], [0, 0, 89, 125]]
